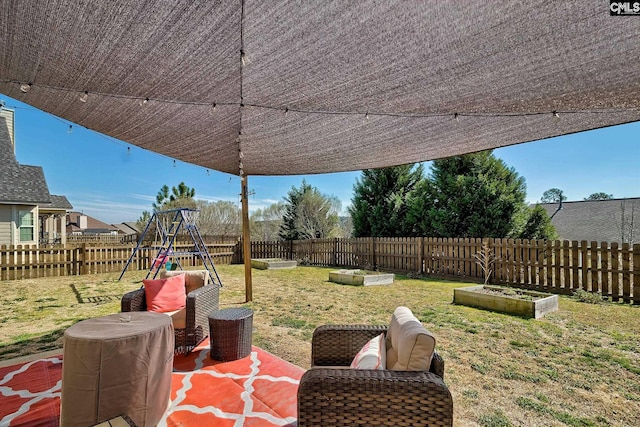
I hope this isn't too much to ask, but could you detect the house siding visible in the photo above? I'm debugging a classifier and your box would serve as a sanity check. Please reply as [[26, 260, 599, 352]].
[[0, 109, 14, 152], [0, 205, 11, 245]]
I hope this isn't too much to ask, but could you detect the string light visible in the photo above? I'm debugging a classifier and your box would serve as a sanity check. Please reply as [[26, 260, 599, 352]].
[[241, 50, 249, 66], [2, 80, 633, 125], [206, 169, 210, 176], [127, 146, 131, 156], [365, 111, 369, 120], [173, 159, 176, 167], [211, 103, 217, 114], [67, 124, 73, 134], [454, 112, 459, 122]]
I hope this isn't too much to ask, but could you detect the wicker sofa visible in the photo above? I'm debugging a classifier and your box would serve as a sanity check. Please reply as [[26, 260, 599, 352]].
[[121, 269, 219, 353], [297, 308, 453, 427]]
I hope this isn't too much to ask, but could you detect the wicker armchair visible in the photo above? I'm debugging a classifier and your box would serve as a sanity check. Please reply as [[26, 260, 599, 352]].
[[297, 325, 453, 427], [121, 270, 219, 354]]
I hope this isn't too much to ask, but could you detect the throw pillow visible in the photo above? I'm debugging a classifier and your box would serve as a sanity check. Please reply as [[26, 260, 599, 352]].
[[143, 274, 187, 313], [350, 333, 386, 370]]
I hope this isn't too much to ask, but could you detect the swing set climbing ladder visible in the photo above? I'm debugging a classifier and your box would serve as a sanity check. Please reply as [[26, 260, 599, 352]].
[[118, 208, 222, 285]]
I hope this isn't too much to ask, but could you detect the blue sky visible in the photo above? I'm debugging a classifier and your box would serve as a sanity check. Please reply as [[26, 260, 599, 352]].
[[2, 95, 639, 225]]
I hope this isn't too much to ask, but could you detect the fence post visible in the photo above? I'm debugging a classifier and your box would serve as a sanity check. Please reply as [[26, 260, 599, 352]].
[[622, 242, 631, 303], [418, 236, 424, 274], [81, 243, 88, 275], [633, 244, 640, 305]]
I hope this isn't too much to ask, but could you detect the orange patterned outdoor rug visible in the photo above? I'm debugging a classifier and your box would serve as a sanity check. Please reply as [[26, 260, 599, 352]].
[[0, 339, 304, 426]]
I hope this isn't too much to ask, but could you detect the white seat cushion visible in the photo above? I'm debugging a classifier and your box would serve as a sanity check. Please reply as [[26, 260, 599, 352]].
[[385, 306, 436, 371]]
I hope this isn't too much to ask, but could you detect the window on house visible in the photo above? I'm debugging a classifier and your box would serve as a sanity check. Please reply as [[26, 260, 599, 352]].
[[19, 211, 34, 242]]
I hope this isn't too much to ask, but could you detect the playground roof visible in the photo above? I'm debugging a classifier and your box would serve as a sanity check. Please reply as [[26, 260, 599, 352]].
[[1, 1, 639, 176]]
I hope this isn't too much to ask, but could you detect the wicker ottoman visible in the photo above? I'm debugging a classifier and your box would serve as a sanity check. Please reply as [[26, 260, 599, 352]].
[[209, 308, 253, 361]]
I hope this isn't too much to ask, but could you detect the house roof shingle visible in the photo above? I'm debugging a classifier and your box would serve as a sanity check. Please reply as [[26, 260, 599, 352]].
[[540, 198, 640, 244], [39, 195, 73, 210]]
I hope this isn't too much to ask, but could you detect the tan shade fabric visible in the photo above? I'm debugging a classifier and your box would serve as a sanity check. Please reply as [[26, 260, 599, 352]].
[[60, 312, 174, 427], [1, 0, 639, 176]]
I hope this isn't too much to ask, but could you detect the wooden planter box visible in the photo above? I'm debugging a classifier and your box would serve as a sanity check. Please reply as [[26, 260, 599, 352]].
[[329, 269, 395, 286], [250, 258, 297, 270], [453, 285, 558, 319]]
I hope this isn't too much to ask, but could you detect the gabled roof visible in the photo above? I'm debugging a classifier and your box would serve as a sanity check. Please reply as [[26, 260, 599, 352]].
[[540, 198, 640, 244], [0, 111, 51, 204], [39, 195, 73, 210], [67, 211, 119, 233], [112, 222, 139, 234]]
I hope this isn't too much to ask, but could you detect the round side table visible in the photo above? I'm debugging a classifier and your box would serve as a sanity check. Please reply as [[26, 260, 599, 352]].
[[209, 308, 253, 361]]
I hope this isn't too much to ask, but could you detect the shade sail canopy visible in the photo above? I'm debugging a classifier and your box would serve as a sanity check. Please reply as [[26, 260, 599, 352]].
[[1, 0, 639, 176]]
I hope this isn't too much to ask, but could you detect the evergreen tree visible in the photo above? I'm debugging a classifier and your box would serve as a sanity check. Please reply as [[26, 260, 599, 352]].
[[513, 204, 557, 240], [279, 180, 339, 240], [349, 164, 424, 237], [152, 182, 196, 211], [409, 151, 526, 238]]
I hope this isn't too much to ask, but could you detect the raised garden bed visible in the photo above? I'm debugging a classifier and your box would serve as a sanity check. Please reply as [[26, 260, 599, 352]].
[[329, 269, 395, 286], [453, 285, 558, 319], [251, 258, 297, 270]]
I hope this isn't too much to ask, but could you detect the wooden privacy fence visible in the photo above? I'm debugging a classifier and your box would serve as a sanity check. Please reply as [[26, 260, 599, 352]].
[[0, 243, 238, 280], [249, 237, 640, 304], [2, 238, 639, 303]]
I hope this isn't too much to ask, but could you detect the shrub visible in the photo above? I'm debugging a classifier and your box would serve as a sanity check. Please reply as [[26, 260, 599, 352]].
[[573, 289, 602, 304]]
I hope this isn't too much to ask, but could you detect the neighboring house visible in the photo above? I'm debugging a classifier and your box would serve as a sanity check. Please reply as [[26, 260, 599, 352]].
[[66, 211, 120, 236], [540, 198, 640, 244], [112, 222, 140, 235], [0, 107, 72, 246]]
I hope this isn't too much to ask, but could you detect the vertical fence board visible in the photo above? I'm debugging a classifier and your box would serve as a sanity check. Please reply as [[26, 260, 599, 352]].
[[622, 243, 630, 303], [580, 241, 589, 291], [611, 242, 620, 302], [571, 241, 579, 292], [600, 242, 609, 298]]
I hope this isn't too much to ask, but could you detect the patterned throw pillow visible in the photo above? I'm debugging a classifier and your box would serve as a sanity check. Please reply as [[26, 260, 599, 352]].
[[350, 333, 386, 370], [143, 274, 187, 313]]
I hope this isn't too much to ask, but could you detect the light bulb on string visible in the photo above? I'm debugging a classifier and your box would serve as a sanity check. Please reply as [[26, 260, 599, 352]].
[[241, 50, 249, 66], [140, 97, 149, 106], [206, 169, 210, 176], [20, 83, 32, 93], [127, 146, 131, 156], [365, 111, 369, 120], [454, 112, 459, 122], [553, 111, 560, 120], [211, 103, 217, 114], [173, 159, 176, 168], [79, 91, 88, 103], [67, 125, 73, 134]]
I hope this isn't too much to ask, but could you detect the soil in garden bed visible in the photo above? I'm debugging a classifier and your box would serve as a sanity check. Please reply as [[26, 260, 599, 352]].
[[477, 287, 541, 301]]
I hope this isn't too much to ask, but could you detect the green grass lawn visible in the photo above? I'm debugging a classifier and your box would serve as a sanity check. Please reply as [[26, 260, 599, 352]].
[[1, 264, 638, 427]]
